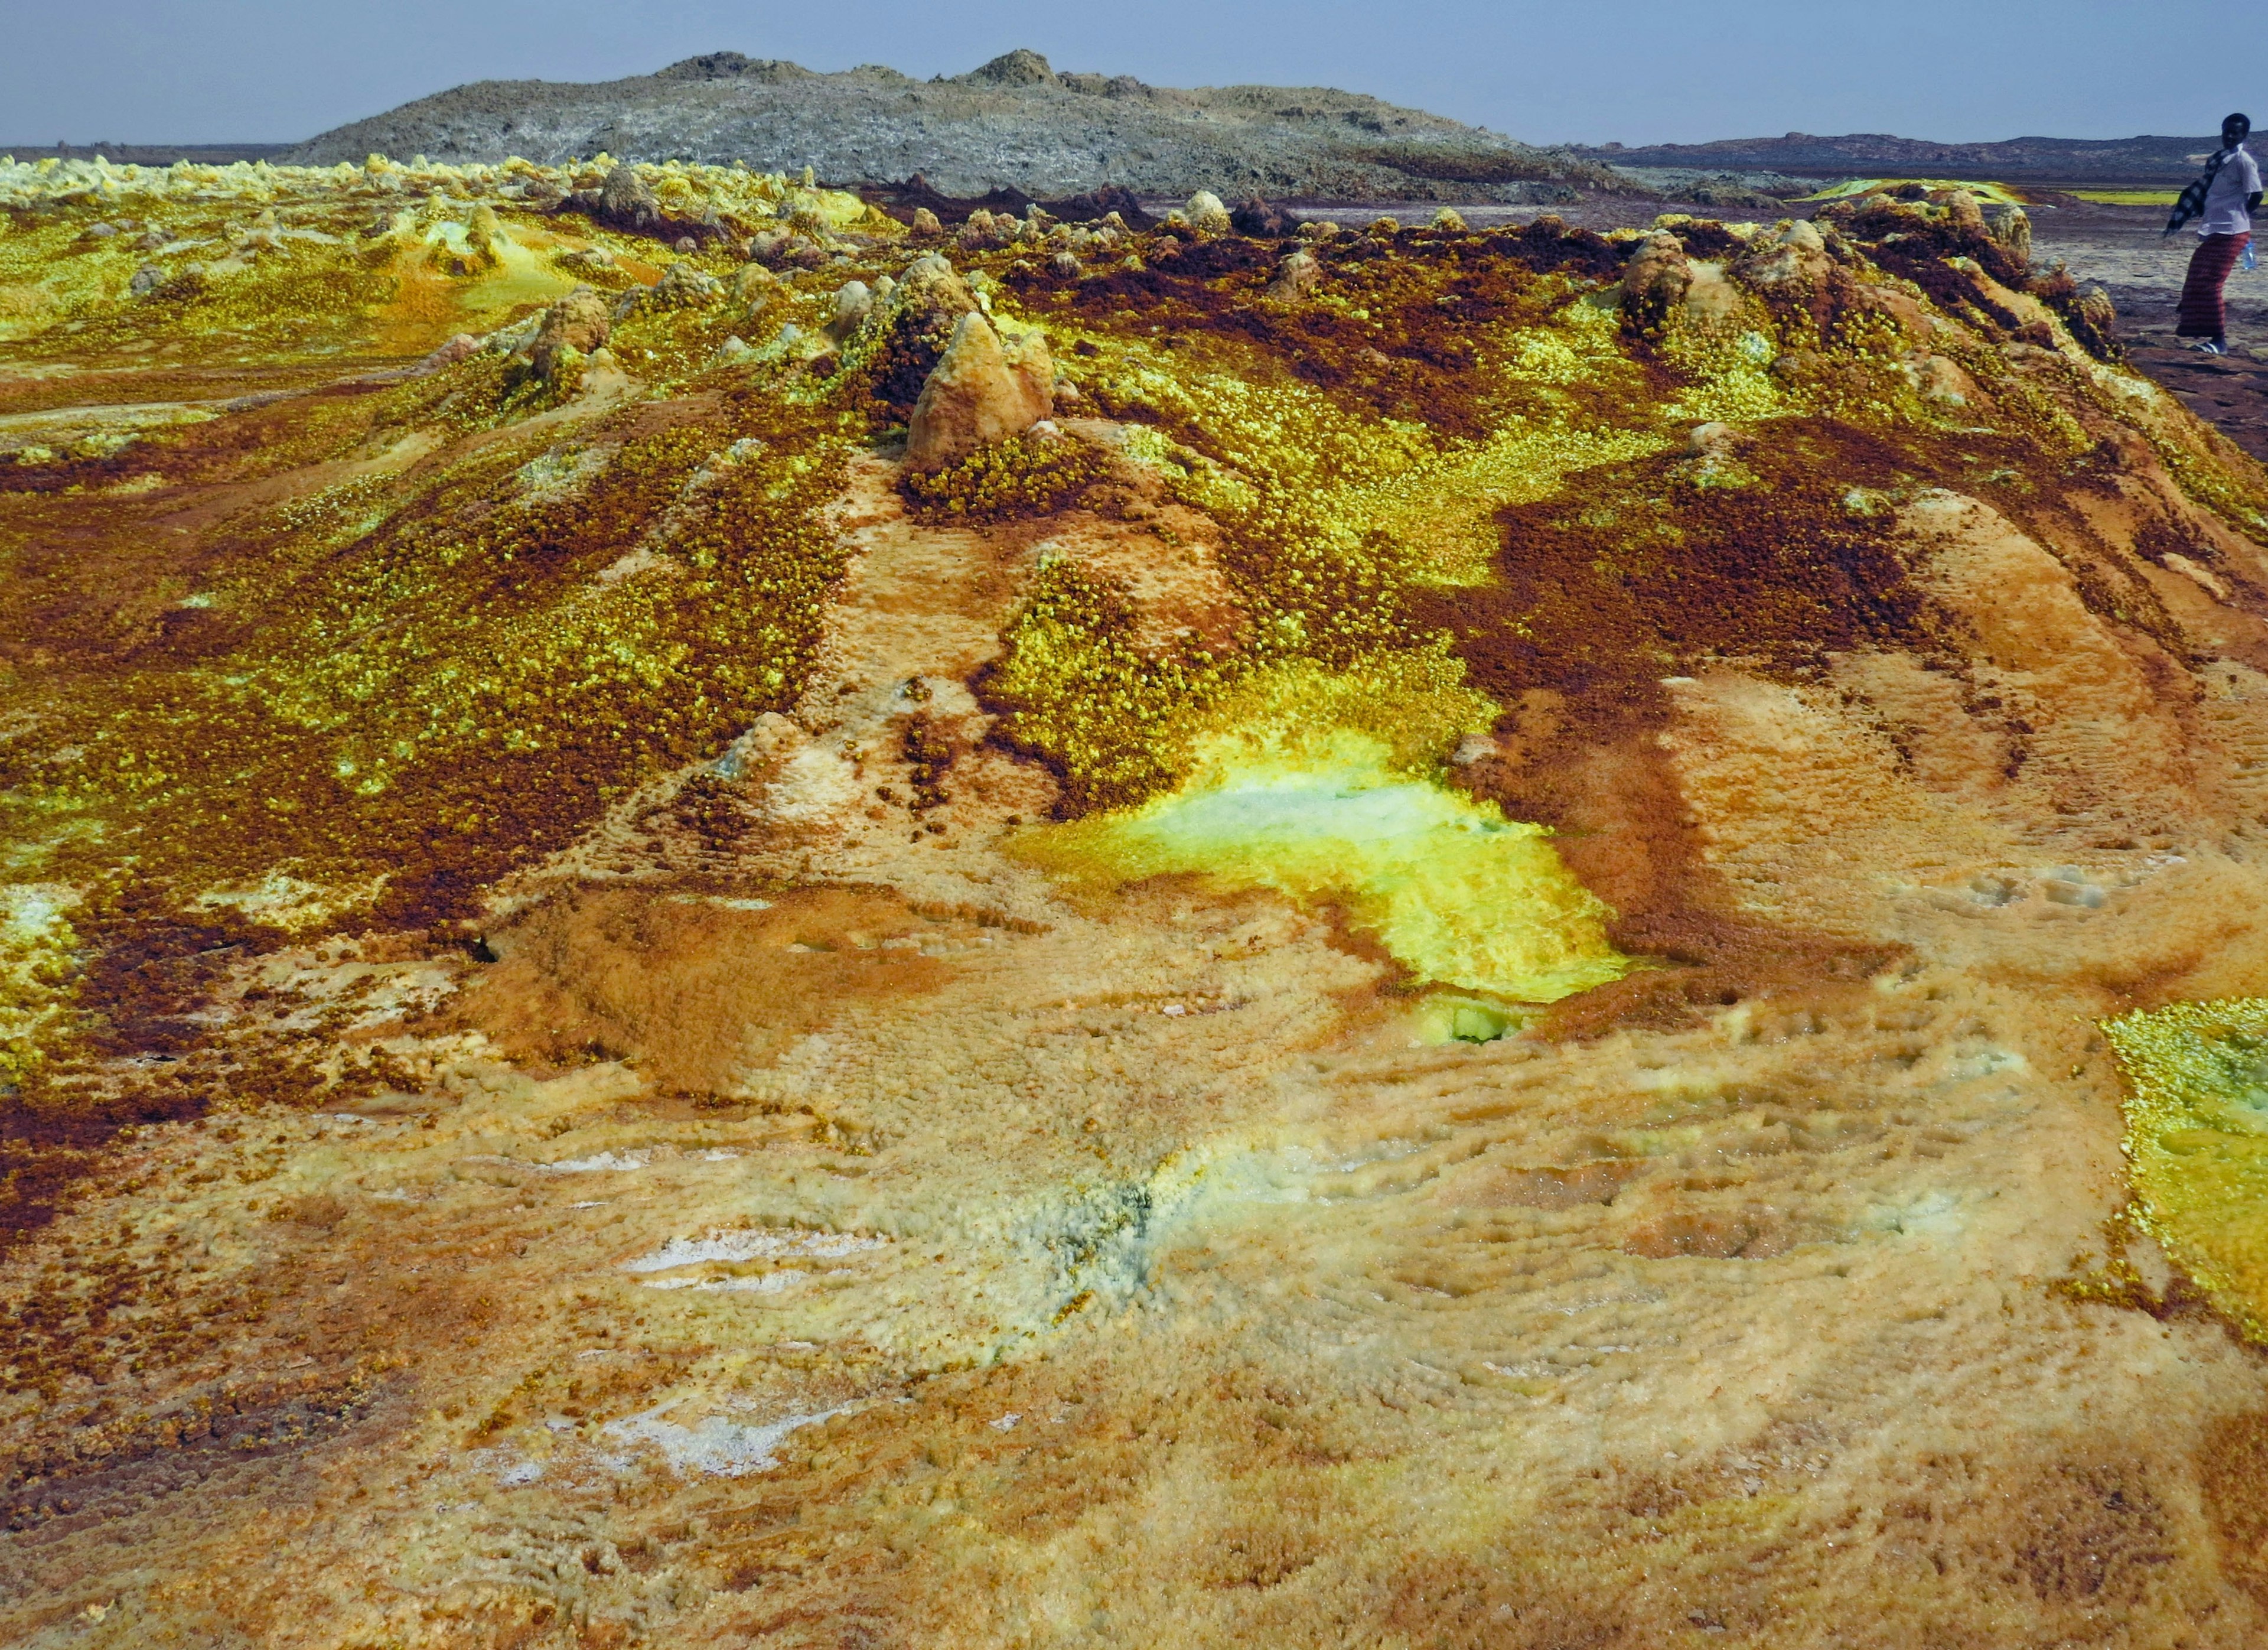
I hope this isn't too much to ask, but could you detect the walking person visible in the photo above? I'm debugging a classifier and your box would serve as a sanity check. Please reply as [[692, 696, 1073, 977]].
[[2169, 112, 2263, 354]]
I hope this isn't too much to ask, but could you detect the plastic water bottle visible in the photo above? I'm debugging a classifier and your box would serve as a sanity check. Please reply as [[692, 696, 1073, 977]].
[[2246, 242, 2260, 272]]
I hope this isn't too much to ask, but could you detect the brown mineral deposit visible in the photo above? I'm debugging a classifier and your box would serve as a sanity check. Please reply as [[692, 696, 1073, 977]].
[[904, 310, 1052, 469]]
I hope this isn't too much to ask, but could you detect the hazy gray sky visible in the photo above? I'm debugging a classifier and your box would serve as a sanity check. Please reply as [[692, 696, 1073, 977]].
[[1, 1, 2246, 149]]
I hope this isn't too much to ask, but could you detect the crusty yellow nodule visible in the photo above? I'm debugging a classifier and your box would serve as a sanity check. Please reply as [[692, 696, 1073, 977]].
[[2104, 997, 2268, 1340], [1024, 730, 1628, 1003]]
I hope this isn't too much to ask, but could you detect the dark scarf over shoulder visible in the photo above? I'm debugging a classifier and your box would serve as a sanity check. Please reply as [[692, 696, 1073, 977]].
[[2167, 146, 2234, 236]]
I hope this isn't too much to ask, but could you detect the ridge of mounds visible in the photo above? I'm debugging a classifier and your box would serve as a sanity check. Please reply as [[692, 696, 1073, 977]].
[[946, 184, 2240, 835], [996, 209, 1623, 441], [549, 161, 862, 251], [1816, 184, 2120, 362], [861, 177, 1155, 232], [0, 165, 2199, 922]]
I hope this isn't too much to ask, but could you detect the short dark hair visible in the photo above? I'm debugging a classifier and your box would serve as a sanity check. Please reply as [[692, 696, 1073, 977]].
[[2226, 112, 2253, 134]]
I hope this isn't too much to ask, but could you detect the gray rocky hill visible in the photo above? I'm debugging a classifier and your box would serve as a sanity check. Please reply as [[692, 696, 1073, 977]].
[[283, 48, 1624, 202]]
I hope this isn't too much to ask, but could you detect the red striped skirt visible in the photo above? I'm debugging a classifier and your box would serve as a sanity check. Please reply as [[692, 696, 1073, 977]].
[[2178, 232, 2250, 337]]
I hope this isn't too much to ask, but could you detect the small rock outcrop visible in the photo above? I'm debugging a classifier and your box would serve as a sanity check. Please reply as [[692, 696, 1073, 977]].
[[1619, 232, 1692, 337], [893, 254, 979, 326], [732, 262, 777, 308], [2051, 278, 2119, 359], [748, 226, 829, 268], [594, 164, 662, 233], [530, 284, 612, 379], [904, 312, 1053, 471], [655, 52, 817, 84], [1733, 218, 1833, 289], [413, 333, 484, 376], [866, 253, 982, 412], [1267, 248, 1322, 301], [1184, 191, 1232, 236], [1231, 197, 1297, 237], [1929, 188, 1987, 235], [1983, 202, 2033, 265], [956, 210, 1017, 251], [643, 261, 724, 309], [828, 279, 874, 340], [1903, 352, 1976, 405], [961, 48, 1058, 87]]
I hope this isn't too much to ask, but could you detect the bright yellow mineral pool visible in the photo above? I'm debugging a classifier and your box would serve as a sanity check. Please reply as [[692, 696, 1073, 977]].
[[2069, 190, 2181, 207], [2104, 997, 2268, 1339], [1025, 728, 1628, 1004]]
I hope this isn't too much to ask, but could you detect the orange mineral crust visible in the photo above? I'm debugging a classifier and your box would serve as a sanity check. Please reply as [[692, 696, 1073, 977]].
[[8, 156, 2268, 1646]]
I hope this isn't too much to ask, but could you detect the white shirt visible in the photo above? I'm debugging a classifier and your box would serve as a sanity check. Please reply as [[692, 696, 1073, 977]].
[[2202, 143, 2262, 235]]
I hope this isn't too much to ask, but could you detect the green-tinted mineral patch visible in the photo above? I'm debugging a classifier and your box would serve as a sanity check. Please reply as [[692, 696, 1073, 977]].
[[1412, 993, 1528, 1043], [2104, 998, 2268, 1340], [1024, 730, 1625, 1003], [0, 883, 77, 1085]]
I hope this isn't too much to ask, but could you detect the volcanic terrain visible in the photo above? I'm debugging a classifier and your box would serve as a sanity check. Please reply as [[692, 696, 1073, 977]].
[[4, 144, 2268, 1650]]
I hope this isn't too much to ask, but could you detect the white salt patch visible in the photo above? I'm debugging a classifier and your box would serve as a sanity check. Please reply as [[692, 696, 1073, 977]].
[[722, 1271, 808, 1292], [1871, 1190, 1969, 1239], [1947, 1044, 2028, 1081], [496, 1459, 545, 1486], [193, 870, 361, 930], [642, 1268, 808, 1294], [622, 1228, 884, 1273], [990, 1413, 1021, 1431], [601, 1403, 846, 1477], [764, 745, 863, 823], [544, 1151, 647, 1173], [513, 446, 605, 500], [0, 884, 73, 943], [594, 546, 675, 586]]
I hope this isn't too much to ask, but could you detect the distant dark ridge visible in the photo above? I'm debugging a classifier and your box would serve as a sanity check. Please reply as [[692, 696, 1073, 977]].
[[282, 48, 1630, 203], [1571, 132, 2213, 185], [0, 143, 296, 166]]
